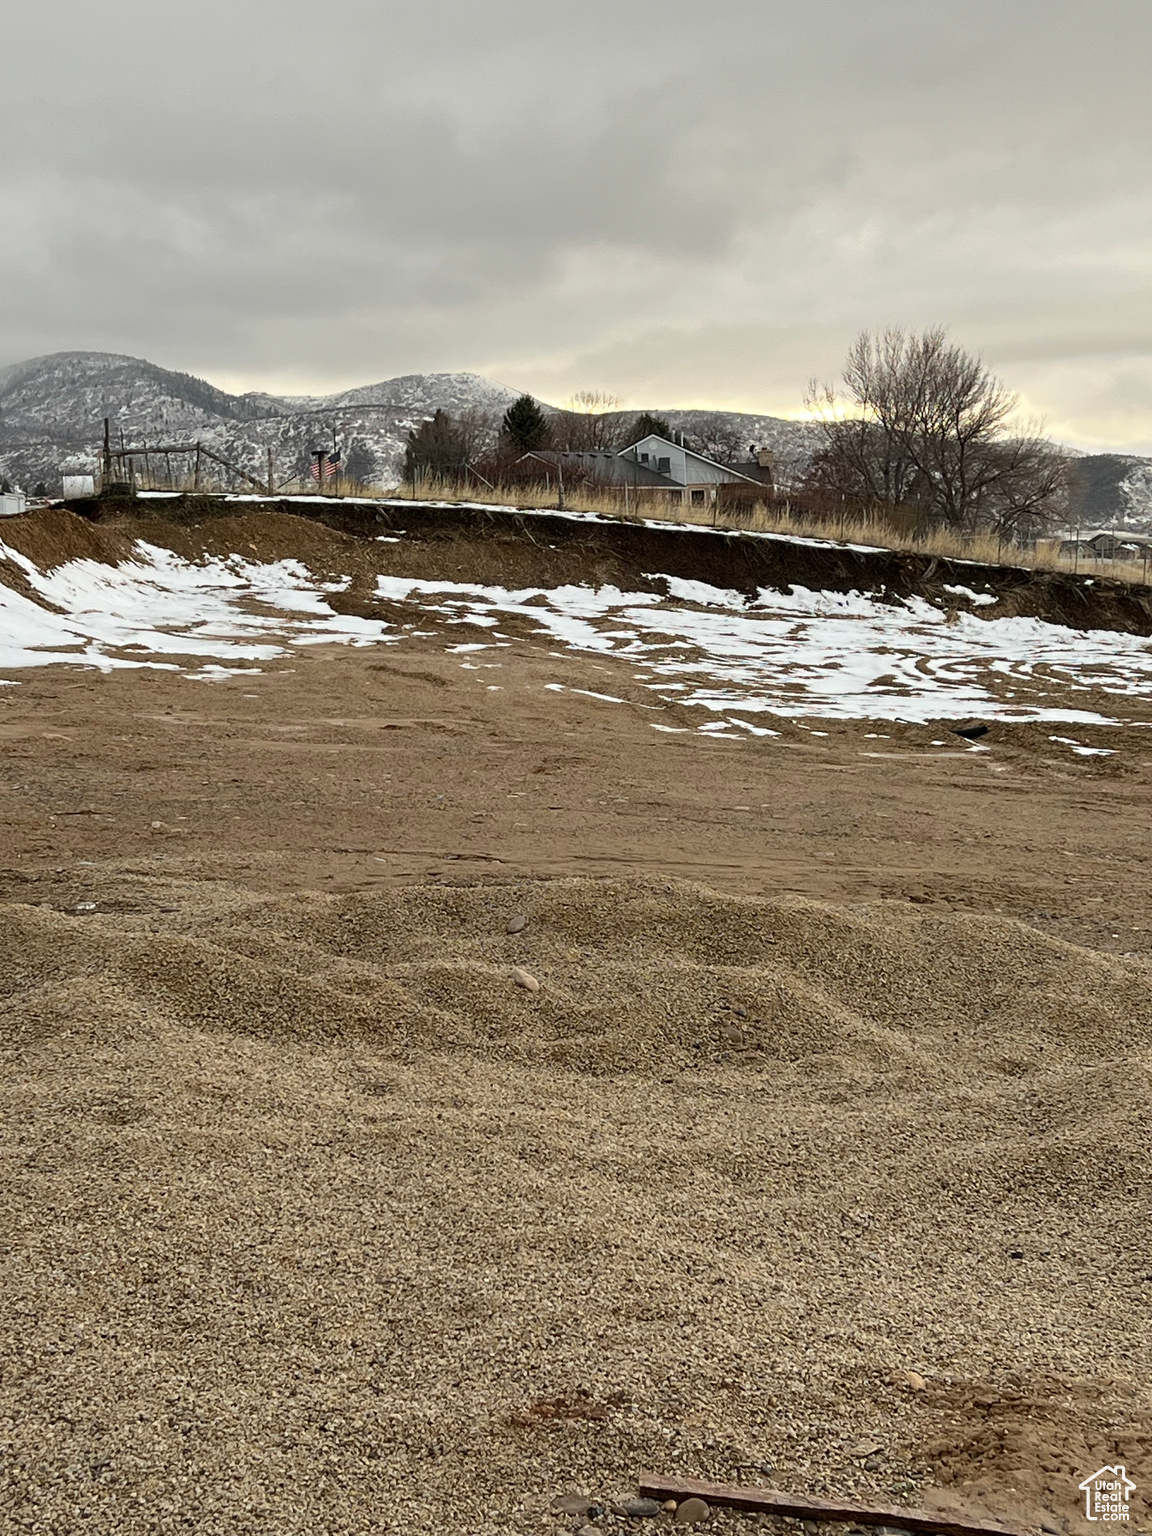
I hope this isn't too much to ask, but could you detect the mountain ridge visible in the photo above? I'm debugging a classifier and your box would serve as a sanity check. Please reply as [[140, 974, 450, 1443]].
[[0, 350, 817, 493], [1, 351, 1149, 528]]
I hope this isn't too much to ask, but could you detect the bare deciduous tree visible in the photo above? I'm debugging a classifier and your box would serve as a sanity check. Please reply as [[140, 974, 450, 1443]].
[[455, 406, 499, 462], [683, 421, 747, 465], [552, 390, 624, 450], [805, 327, 1070, 538]]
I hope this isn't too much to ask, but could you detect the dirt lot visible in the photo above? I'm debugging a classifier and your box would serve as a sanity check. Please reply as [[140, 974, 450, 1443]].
[[0, 508, 1149, 1536]]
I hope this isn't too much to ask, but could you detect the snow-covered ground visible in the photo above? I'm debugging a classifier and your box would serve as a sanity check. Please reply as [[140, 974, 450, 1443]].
[[1, 538, 1150, 729]]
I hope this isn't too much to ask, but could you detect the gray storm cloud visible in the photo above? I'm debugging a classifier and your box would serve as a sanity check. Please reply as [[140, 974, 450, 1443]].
[[2, 0, 1151, 447]]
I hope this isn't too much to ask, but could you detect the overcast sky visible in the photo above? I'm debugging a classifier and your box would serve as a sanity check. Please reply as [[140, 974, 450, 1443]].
[[4, 0, 1152, 449]]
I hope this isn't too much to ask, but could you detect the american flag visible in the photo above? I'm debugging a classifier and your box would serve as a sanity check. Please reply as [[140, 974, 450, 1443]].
[[309, 450, 342, 484]]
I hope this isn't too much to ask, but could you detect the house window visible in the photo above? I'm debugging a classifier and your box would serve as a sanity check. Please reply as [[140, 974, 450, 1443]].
[[639, 453, 649, 464], [691, 489, 705, 505], [657, 457, 671, 474]]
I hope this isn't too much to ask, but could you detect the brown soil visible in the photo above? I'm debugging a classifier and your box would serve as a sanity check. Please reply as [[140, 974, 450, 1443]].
[[0, 508, 1149, 1536], [66, 492, 1152, 634]]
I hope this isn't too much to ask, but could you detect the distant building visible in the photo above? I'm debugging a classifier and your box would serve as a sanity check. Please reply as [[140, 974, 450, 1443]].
[[1057, 530, 1152, 562], [0, 490, 26, 518], [62, 474, 96, 499], [523, 434, 770, 511]]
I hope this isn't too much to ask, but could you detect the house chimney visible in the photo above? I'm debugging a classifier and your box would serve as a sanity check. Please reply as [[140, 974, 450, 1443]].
[[756, 448, 775, 469]]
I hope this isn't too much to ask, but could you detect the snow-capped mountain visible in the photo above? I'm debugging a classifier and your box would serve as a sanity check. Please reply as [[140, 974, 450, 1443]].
[[0, 352, 525, 491], [0, 351, 817, 493], [285, 372, 521, 416], [1068, 454, 1152, 530], [0, 351, 279, 443]]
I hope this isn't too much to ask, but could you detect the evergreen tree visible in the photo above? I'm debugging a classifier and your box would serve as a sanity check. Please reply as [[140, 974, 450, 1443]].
[[501, 394, 549, 452], [403, 410, 467, 482], [631, 412, 672, 442]]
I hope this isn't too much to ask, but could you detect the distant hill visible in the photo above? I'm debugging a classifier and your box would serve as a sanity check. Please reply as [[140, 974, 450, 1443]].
[[1066, 453, 1152, 530], [0, 352, 526, 492], [0, 351, 281, 443], [9, 351, 1144, 522], [0, 351, 817, 494]]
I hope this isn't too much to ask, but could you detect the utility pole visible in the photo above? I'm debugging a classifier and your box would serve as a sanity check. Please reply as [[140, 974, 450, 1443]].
[[267, 446, 275, 496], [102, 417, 112, 488], [557, 457, 565, 512]]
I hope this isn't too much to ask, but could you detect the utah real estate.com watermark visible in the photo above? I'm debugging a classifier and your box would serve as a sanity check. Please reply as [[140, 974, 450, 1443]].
[[1079, 1467, 1137, 1523]]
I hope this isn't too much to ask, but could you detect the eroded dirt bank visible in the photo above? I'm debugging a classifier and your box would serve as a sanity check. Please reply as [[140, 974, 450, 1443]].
[[61, 492, 1152, 634]]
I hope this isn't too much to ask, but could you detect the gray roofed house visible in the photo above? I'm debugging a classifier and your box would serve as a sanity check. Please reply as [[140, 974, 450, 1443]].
[[1058, 530, 1152, 561], [522, 434, 771, 512]]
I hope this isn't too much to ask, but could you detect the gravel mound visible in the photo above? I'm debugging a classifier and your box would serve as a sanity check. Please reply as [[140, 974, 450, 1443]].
[[1, 875, 1149, 1536]]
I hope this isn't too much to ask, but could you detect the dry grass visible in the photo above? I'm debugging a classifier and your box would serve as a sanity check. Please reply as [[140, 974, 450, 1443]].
[[117, 465, 1152, 585], [380, 475, 1152, 585]]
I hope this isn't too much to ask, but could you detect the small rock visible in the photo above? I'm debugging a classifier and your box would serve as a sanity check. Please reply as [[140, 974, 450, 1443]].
[[863, 1457, 882, 1472], [720, 1023, 745, 1046], [621, 1499, 662, 1519], [757, 1462, 775, 1475], [506, 913, 528, 934], [74, 901, 97, 912], [674, 1498, 710, 1525], [512, 967, 540, 992], [1008, 1248, 1024, 1259], [663, 1502, 678, 1514], [576, 1526, 599, 1536], [551, 1495, 593, 1516], [1041, 1525, 1060, 1534], [846, 1440, 884, 1458], [904, 1370, 926, 1392]]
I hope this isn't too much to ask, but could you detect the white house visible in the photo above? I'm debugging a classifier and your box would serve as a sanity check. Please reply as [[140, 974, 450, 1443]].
[[619, 435, 765, 504], [520, 433, 774, 512]]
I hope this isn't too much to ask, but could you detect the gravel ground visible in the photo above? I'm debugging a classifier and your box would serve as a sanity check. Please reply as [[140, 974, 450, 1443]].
[[1, 874, 1149, 1536]]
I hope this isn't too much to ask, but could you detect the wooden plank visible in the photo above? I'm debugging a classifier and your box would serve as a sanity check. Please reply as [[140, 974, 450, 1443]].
[[635, 1476, 1032, 1536]]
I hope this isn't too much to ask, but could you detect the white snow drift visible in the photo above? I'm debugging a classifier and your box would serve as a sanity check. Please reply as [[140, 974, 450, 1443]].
[[1, 537, 1150, 729]]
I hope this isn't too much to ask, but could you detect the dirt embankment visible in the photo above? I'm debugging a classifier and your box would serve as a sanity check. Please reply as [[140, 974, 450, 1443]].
[[56, 493, 1152, 635]]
